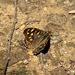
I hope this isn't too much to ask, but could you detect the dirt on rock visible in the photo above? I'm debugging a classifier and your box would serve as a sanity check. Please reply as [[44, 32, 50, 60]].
[[0, 0, 75, 75]]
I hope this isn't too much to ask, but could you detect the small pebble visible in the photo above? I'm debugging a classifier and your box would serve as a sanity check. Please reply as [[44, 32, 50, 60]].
[[24, 59, 29, 64], [44, 7, 47, 11], [19, 25, 25, 30], [45, 64, 48, 67]]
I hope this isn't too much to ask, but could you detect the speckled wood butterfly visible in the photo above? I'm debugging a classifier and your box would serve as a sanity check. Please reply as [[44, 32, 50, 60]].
[[23, 28, 51, 55]]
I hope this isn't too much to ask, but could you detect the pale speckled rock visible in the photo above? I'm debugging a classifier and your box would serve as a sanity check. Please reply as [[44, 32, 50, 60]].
[[23, 59, 29, 64], [66, 42, 75, 48], [0, 0, 75, 75], [0, 32, 4, 36], [50, 35, 62, 45], [71, 18, 75, 30], [47, 14, 67, 25], [50, 67, 68, 75]]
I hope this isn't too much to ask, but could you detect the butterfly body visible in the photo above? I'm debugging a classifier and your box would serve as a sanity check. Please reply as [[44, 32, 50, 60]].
[[23, 28, 50, 55]]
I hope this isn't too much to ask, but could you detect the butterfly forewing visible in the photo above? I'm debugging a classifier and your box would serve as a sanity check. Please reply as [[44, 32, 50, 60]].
[[23, 28, 50, 54]]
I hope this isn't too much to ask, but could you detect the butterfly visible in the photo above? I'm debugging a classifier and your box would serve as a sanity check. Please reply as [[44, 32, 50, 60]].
[[23, 28, 51, 55]]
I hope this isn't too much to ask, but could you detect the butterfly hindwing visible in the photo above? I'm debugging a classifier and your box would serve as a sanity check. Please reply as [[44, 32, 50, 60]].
[[33, 33, 50, 54]]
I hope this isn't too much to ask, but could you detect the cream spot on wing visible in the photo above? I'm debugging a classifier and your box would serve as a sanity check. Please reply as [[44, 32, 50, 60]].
[[27, 32, 29, 34], [31, 33, 33, 36], [37, 32, 40, 35], [31, 29, 34, 32], [30, 39, 33, 41], [35, 31, 37, 33], [27, 29, 30, 32], [29, 37, 32, 38], [26, 29, 31, 34]]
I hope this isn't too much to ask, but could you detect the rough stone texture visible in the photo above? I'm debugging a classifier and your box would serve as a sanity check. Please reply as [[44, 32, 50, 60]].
[[0, 0, 75, 75]]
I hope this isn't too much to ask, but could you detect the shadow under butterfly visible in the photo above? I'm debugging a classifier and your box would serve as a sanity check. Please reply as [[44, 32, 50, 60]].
[[23, 28, 51, 55]]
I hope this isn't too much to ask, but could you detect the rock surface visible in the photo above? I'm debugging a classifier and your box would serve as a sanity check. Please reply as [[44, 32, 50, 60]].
[[0, 0, 75, 75]]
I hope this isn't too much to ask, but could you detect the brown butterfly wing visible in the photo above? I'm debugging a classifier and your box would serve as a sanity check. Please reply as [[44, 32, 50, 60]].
[[23, 28, 47, 49]]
